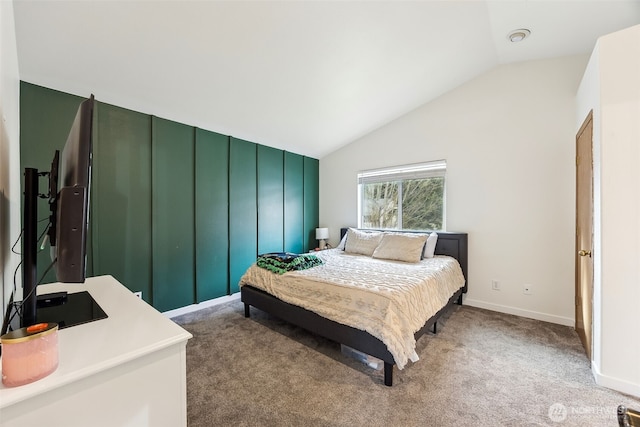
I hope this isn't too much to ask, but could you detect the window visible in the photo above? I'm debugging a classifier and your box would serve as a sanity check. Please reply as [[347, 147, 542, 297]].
[[357, 160, 446, 231]]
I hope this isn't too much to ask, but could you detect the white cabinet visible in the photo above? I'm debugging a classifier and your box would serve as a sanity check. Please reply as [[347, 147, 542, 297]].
[[0, 275, 192, 427]]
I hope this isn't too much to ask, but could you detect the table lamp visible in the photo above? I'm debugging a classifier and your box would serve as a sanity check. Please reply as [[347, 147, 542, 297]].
[[316, 228, 329, 250]]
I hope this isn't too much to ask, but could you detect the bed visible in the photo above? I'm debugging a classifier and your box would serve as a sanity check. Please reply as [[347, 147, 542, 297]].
[[240, 228, 468, 386]]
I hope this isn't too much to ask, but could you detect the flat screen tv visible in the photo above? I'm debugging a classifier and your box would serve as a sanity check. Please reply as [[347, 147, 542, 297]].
[[17, 94, 106, 329], [50, 94, 94, 282]]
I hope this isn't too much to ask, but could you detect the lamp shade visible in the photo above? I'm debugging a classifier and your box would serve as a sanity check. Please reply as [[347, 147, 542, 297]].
[[315, 228, 329, 240]]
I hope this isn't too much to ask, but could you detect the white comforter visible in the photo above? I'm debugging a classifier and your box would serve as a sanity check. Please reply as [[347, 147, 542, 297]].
[[239, 249, 465, 369]]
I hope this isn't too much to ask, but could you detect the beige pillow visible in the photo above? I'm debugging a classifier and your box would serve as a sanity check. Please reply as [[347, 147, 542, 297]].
[[422, 232, 438, 258], [372, 233, 428, 263], [344, 229, 383, 256]]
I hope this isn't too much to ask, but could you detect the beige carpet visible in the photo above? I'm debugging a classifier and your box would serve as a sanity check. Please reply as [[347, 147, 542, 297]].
[[173, 301, 640, 426]]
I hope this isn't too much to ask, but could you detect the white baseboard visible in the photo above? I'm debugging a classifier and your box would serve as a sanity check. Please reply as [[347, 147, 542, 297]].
[[166, 295, 573, 326], [163, 292, 241, 318], [592, 360, 640, 398], [463, 298, 574, 327]]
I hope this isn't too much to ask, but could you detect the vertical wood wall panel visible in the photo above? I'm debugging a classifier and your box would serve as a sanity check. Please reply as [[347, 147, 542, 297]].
[[195, 129, 229, 301], [151, 117, 195, 311], [229, 138, 257, 294], [20, 82, 319, 311], [257, 145, 284, 254], [93, 103, 152, 301], [284, 152, 304, 253], [303, 157, 320, 251]]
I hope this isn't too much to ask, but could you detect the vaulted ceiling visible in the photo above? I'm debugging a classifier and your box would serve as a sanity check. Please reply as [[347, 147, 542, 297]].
[[13, 1, 640, 158]]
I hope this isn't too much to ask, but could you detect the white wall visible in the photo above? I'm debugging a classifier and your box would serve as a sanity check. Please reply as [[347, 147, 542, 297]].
[[0, 0, 22, 322], [577, 25, 640, 398], [320, 55, 589, 326]]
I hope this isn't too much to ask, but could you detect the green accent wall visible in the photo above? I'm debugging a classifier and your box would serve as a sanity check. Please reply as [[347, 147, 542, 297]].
[[284, 152, 304, 253], [257, 145, 284, 255], [303, 156, 320, 251], [19, 82, 319, 312], [229, 138, 257, 294], [93, 103, 152, 302], [195, 129, 229, 301], [151, 117, 195, 311]]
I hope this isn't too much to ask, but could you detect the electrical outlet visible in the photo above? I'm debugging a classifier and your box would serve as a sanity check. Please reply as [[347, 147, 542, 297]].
[[492, 280, 500, 291], [134, 291, 143, 299], [523, 284, 533, 295]]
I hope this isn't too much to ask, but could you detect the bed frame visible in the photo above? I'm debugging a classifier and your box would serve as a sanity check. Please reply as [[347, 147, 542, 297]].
[[241, 228, 468, 386]]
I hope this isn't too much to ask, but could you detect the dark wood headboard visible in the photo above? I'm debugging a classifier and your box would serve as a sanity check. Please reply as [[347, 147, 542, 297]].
[[339, 228, 468, 293]]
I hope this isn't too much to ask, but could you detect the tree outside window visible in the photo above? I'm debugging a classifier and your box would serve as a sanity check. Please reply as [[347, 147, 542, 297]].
[[358, 161, 445, 231]]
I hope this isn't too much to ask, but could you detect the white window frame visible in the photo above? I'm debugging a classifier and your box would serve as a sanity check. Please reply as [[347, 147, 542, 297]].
[[357, 160, 447, 230]]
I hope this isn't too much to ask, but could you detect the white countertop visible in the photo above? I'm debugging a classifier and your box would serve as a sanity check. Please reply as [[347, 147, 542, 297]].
[[0, 275, 192, 408]]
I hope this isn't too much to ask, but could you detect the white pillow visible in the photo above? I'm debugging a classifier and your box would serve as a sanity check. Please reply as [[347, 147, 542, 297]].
[[344, 229, 383, 256], [336, 233, 347, 250], [372, 233, 428, 263], [423, 232, 438, 258]]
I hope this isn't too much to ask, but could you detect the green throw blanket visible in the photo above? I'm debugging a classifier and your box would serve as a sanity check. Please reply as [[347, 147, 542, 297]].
[[256, 252, 323, 275]]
